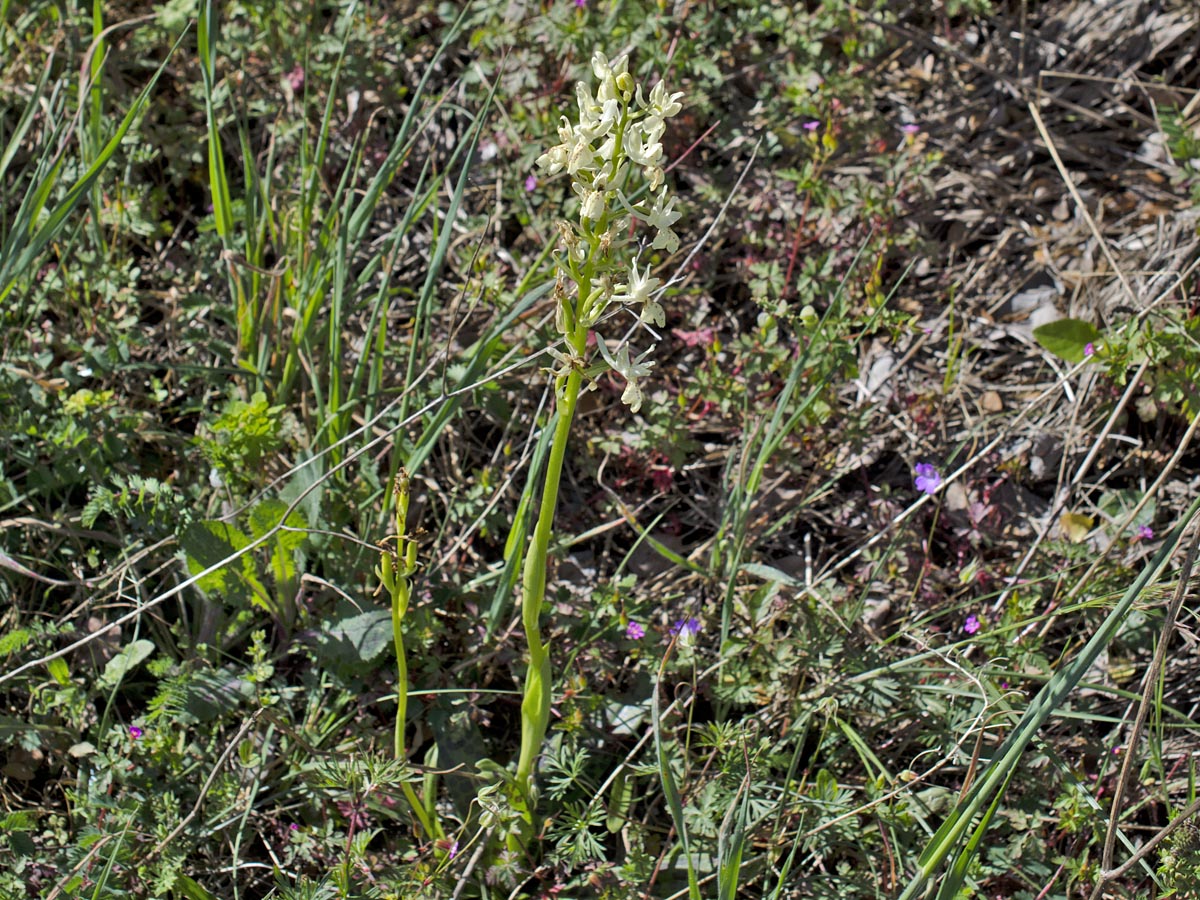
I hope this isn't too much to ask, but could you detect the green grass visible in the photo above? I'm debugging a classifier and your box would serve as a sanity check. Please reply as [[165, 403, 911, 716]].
[[3, 1, 1200, 898]]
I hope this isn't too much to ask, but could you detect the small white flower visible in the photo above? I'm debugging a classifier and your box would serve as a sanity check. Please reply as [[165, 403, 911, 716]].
[[592, 160, 628, 200], [625, 126, 663, 170], [536, 144, 568, 175], [640, 115, 666, 146], [596, 336, 655, 413], [576, 185, 605, 222], [565, 132, 596, 175], [544, 346, 584, 379], [576, 92, 620, 141], [614, 264, 660, 306], [614, 264, 664, 326], [646, 80, 684, 119], [643, 189, 681, 254]]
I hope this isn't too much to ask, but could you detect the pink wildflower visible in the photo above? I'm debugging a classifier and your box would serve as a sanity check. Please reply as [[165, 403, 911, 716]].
[[673, 326, 715, 347]]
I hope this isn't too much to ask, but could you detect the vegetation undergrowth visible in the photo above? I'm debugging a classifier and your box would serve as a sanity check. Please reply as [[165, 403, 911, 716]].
[[3, 1, 1200, 899]]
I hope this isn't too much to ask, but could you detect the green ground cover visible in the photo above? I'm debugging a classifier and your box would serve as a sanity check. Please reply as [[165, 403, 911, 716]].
[[3, 1, 1200, 897]]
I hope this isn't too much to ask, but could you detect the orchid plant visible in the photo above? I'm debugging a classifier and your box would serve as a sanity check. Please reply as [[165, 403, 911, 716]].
[[513, 50, 684, 824], [379, 470, 444, 843]]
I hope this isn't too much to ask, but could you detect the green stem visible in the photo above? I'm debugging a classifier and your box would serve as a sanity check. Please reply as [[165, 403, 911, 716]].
[[384, 471, 442, 841], [392, 576, 409, 761], [515, 361, 585, 807]]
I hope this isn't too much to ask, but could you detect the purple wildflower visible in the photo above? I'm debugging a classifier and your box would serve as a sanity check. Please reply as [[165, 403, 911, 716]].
[[524, 174, 537, 192], [129, 726, 143, 739], [288, 823, 300, 832], [802, 121, 820, 132], [670, 617, 701, 637], [901, 123, 920, 135], [1084, 342, 1095, 357], [963, 614, 981, 635], [625, 621, 645, 640], [1135, 524, 1154, 541], [448, 840, 460, 859], [914, 462, 942, 495]]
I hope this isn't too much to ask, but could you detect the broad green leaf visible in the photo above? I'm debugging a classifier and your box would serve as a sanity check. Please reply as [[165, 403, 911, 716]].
[[99, 639, 155, 688], [47, 657, 71, 686], [1033, 318, 1101, 363], [248, 500, 307, 549], [181, 520, 253, 597], [607, 768, 632, 833], [248, 499, 308, 586], [317, 609, 393, 672]]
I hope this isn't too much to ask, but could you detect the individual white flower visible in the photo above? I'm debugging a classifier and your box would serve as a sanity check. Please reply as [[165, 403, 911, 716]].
[[640, 115, 665, 146], [592, 159, 628, 192], [624, 125, 663, 170], [535, 117, 576, 174], [575, 83, 599, 130], [596, 336, 655, 413], [576, 93, 620, 141], [536, 144, 568, 175], [565, 131, 596, 175], [594, 133, 617, 168], [557, 117, 576, 145], [575, 83, 622, 140], [613, 263, 664, 326], [575, 184, 605, 222], [645, 80, 684, 119], [643, 189, 681, 254]]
